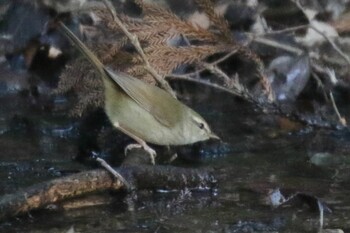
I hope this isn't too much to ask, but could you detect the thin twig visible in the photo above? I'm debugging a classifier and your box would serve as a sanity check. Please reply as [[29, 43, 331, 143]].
[[210, 49, 239, 66], [196, 49, 238, 74], [101, 0, 176, 97], [96, 157, 132, 190], [200, 62, 232, 86], [329, 91, 347, 126], [309, 25, 350, 65], [260, 25, 308, 35], [311, 71, 329, 102], [166, 74, 244, 97], [311, 71, 346, 127], [250, 36, 304, 55], [292, 0, 350, 65]]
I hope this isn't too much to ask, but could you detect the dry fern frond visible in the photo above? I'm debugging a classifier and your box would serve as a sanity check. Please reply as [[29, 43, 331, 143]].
[[126, 64, 147, 77], [69, 67, 104, 116], [145, 45, 226, 75], [127, 67, 156, 85], [109, 50, 138, 69], [57, 56, 105, 116], [98, 3, 218, 44], [260, 73, 275, 102], [195, 0, 231, 41], [236, 46, 264, 74], [57, 0, 266, 116], [141, 3, 218, 43], [73, 88, 104, 117], [94, 37, 129, 63], [56, 58, 89, 94]]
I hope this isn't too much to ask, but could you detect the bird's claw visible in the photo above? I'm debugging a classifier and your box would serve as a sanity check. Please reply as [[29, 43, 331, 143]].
[[125, 143, 157, 165]]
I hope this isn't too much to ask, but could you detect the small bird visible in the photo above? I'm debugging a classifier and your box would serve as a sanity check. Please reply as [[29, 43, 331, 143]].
[[59, 22, 219, 164]]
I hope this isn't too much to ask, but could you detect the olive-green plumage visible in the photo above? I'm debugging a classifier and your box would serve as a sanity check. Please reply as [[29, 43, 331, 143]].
[[59, 22, 218, 161]]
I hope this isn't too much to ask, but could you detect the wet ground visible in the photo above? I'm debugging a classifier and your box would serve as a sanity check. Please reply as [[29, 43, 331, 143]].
[[0, 83, 350, 233]]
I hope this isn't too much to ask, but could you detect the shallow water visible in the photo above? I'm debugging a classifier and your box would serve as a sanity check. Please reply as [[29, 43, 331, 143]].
[[0, 85, 350, 233]]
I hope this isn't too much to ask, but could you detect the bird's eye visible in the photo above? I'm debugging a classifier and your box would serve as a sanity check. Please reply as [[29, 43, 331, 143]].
[[199, 123, 204, 129]]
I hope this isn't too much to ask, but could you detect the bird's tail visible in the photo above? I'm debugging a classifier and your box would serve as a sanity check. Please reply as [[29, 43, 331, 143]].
[[59, 21, 105, 76]]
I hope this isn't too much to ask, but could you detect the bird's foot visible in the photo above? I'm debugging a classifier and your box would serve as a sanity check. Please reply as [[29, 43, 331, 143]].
[[125, 143, 157, 165]]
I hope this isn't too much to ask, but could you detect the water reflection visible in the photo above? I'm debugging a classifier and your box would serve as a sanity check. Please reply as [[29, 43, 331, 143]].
[[0, 83, 349, 233]]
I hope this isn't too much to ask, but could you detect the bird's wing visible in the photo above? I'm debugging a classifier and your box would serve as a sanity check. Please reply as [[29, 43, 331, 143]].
[[105, 68, 182, 127], [59, 21, 182, 127]]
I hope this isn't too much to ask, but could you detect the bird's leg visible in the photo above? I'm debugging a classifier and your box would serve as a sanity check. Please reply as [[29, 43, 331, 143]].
[[116, 124, 157, 164]]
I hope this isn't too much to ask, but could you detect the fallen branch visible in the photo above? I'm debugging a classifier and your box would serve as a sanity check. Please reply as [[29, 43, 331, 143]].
[[0, 165, 214, 221]]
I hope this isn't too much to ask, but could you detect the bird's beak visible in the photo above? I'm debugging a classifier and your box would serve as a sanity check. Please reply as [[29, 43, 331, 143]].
[[209, 132, 221, 141]]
